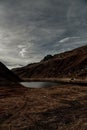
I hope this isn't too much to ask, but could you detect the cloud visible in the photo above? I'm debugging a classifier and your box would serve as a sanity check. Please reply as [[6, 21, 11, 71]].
[[19, 48, 27, 57], [0, 0, 87, 68], [59, 38, 70, 43]]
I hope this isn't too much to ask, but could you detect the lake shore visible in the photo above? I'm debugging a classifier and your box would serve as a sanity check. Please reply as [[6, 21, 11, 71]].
[[22, 77, 87, 85]]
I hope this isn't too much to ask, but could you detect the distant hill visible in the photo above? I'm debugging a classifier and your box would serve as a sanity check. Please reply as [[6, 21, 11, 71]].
[[12, 45, 87, 79], [0, 62, 21, 82]]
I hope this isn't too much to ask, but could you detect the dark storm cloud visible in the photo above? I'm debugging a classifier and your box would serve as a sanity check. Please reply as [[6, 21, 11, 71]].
[[0, 0, 87, 68]]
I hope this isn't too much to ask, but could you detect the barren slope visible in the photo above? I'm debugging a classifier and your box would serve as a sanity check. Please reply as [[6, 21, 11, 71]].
[[12, 45, 87, 79]]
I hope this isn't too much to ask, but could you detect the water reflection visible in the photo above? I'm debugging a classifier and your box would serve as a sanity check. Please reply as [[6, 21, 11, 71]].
[[21, 82, 60, 88]]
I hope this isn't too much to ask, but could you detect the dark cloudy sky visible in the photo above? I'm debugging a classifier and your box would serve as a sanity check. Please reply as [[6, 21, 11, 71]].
[[0, 0, 87, 68]]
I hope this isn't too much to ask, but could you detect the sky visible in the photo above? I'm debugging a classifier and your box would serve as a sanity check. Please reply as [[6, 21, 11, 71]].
[[0, 0, 87, 68]]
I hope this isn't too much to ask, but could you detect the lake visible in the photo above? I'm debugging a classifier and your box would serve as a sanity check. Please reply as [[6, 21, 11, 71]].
[[20, 82, 61, 88]]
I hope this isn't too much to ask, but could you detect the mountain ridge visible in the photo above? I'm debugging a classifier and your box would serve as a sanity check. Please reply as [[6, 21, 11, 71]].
[[12, 45, 87, 79]]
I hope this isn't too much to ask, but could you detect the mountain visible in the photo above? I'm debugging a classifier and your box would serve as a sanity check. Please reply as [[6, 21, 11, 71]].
[[0, 62, 21, 82], [12, 45, 87, 79]]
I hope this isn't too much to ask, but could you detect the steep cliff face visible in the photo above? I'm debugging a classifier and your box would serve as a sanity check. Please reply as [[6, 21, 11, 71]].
[[0, 62, 21, 82], [12, 45, 87, 79]]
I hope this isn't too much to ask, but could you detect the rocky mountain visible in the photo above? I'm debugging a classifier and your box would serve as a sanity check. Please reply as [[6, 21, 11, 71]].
[[12, 45, 87, 79], [0, 62, 21, 82]]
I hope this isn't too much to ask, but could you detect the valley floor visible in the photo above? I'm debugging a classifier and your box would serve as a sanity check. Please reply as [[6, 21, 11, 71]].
[[0, 83, 87, 130]]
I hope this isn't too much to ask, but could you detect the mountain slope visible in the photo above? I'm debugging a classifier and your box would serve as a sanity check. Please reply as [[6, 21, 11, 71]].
[[12, 45, 87, 79], [0, 62, 21, 82]]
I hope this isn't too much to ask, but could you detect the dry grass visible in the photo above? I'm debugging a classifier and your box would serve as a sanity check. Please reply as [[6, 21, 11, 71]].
[[0, 83, 87, 130]]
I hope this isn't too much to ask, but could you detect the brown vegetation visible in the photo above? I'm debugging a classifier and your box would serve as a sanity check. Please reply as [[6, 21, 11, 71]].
[[0, 45, 87, 130], [0, 83, 87, 130], [12, 45, 87, 80]]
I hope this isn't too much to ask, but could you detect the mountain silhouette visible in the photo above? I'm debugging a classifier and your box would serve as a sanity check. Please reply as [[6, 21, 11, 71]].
[[0, 62, 21, 82]]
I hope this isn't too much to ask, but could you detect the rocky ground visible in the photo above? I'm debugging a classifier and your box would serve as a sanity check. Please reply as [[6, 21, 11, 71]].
[[0, 83, 87, 130]]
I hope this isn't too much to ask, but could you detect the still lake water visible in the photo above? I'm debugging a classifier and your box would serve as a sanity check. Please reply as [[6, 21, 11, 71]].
[[21, 82, 61, 88]]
